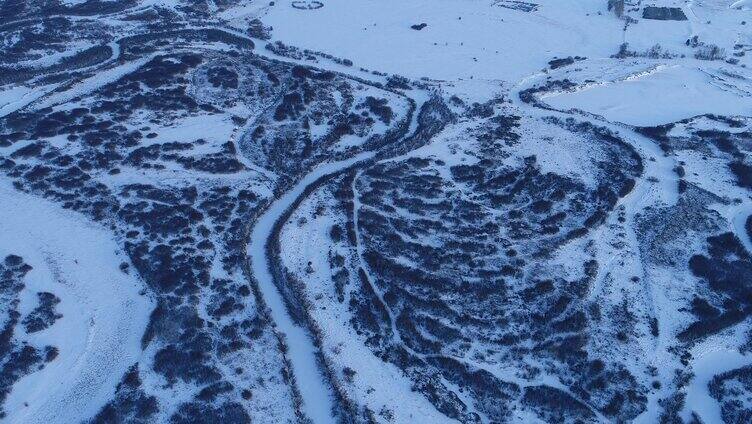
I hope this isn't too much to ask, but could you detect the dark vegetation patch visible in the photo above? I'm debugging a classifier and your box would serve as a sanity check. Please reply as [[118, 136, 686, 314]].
[[0, 255, 58, 418], [346, 110, 646, 419], [522, 385, 596, 423], [493, 1, 539, 12], [682, 232, 752, 342], [548, 56, 585, 70], [642, 6, 687, 21], [92, 365, 159, 424], [361, 97, 394, 124], [207, 66, 238, 89], [730, 161, 752, 189], [22, 292, 62, 333], [709, 365, 752, 424], [171, 400, 250, 423], [519, 79, 577, 109]]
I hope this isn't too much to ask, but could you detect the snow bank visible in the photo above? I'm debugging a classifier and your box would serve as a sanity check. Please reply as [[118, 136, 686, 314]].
[[0, 182, 153, 424], [260, 0, 622, 82], [0, 86, 48, 119], [544, 65, 752, 126]]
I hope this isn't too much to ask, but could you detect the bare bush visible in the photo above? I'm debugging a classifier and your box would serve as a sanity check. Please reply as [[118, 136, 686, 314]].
[[612, 43, 676, 59], [695, 44, 726, 61], [608, 0, 625, 18]]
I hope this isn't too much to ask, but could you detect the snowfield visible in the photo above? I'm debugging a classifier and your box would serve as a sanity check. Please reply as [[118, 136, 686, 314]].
[[0, 182, 153, 424], [259, 0, 623, 82], [543, 64, 752, 126], [248, 152, 374, 423]]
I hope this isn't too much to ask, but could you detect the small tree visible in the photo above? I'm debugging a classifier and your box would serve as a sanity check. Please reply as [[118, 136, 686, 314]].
[[608, 0, 625, 18], [695, 44, 726, 61], [646, 44, 664, 58]]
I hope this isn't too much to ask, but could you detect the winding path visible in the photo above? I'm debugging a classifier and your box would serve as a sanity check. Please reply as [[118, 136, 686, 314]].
[[248, 152, 378, 423], [245, 72, 428, 422]]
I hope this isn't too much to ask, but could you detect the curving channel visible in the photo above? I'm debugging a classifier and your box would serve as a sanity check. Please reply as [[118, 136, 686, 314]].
[[247, 152, 374, 423]]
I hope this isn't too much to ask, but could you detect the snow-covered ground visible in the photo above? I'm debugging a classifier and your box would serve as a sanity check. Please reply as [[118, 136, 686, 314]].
[[279, 186, 454, 423], [544, 64, 752, 125], [258, 0, 623, 82], [3, 0, 752, 421], [683, 339, 752, 423], [0, 181, 153, 424], [0, 86, 50, 119]]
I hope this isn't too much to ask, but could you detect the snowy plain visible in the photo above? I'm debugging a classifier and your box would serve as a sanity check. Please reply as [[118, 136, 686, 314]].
[[0, 181, 152, 424]]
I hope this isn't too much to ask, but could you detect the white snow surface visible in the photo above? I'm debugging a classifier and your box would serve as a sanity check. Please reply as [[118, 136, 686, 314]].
[[0, 182, 153, 424], [260, 0, 622, 82], [279, 187, 455, 423], [0, 86, 49, 119], [544, 64, 752, 126]]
